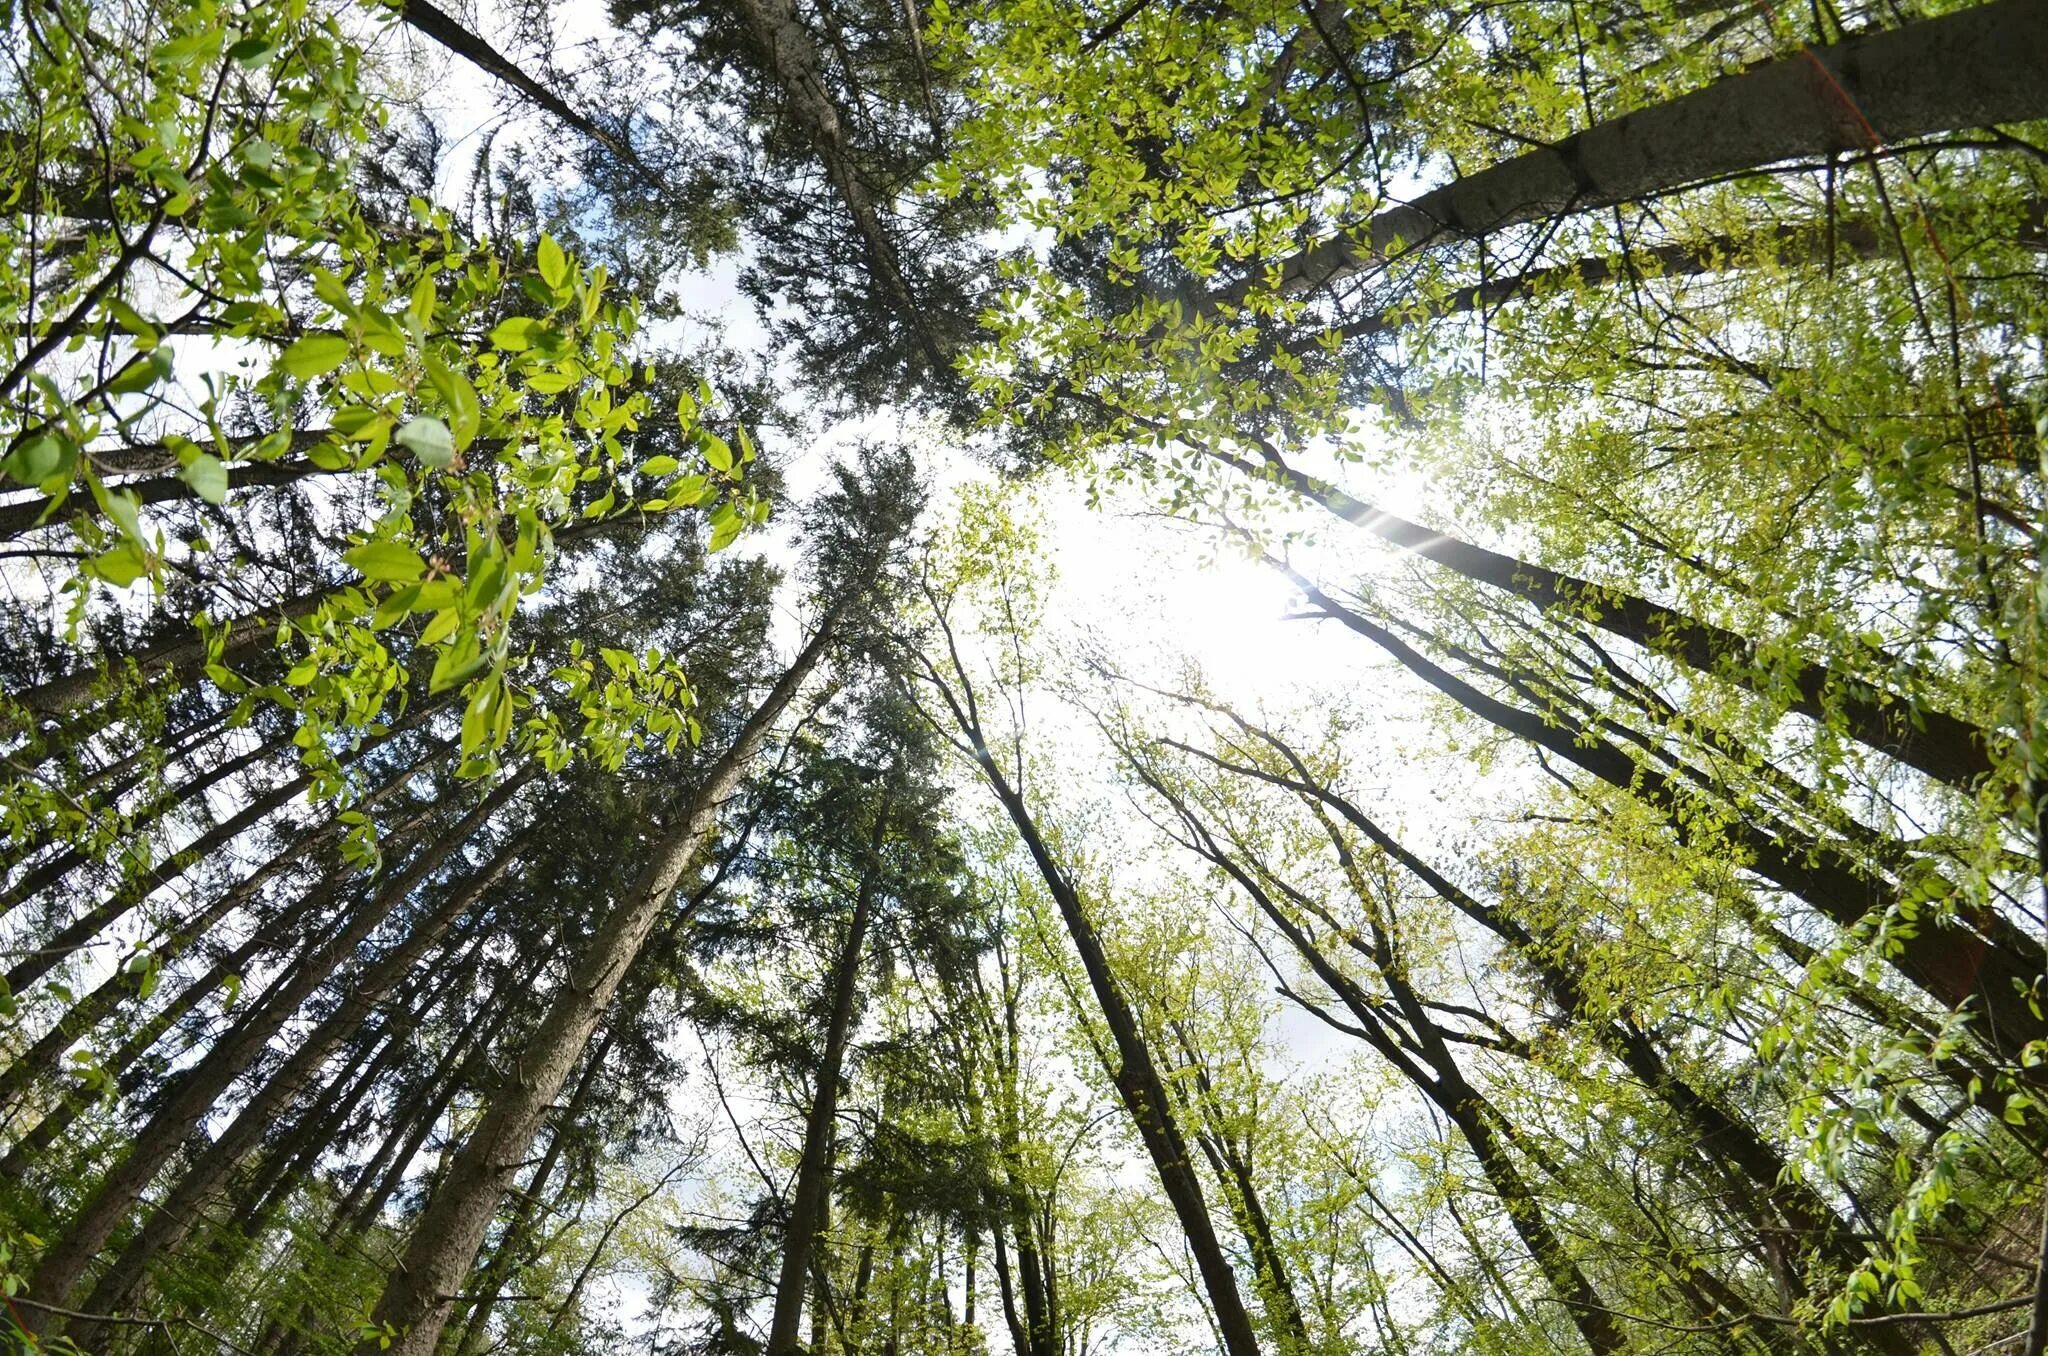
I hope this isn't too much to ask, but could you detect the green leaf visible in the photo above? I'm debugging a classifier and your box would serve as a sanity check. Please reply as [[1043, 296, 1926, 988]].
[[525, 370, 578, 395], [409, 273, 437, 329], [108, 348, 172, 396], [226, 35, 277, 68], [708, 503, 743, 552], [280, 334, 351, 380], [461, 677, 501, 754], [180, 453, 229, 504], [537, 234, 567, 289], [429, 632, 486, 693], [286, 655, 320, 686], [418, 608, 460, 646], [702, 434, 733, 475], [100, 488, 145, 542], [489, 318, 538, 351], [90, 541, 149, 587], [2, 434, 70, 485], [106, 298, 161, 350], [395, 416, 456, 468], [640, 455, 680, 477], [373, 584, 423, 629], [424, 359, 481, 450], [344, 541, 427, 583], [413, 578, 461, 612]]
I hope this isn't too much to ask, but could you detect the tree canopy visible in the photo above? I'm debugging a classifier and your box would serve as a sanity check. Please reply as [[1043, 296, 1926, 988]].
[[1, 1, 2044, 1355]]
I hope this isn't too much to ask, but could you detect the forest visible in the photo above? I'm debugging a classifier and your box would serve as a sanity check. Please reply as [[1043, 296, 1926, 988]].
[[0, 0, 2044, 1353]]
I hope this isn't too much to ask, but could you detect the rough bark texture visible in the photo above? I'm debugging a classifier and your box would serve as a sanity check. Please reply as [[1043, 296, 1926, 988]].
[[63, 830, 530, 1346], [767, 821, 884, 1355], [1277, 562, 2045, 1059], [1215, 0, 2048, 306], [22, 774, 528, 1332], [355, 612, 840, 1356]]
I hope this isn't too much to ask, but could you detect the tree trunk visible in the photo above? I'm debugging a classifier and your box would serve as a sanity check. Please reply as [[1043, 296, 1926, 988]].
[[0, 438, 337, 541], [0, 925, 270, 1185], [1189, 438, 1991, 788], [450, 1021, 622, 1356], [725, 0, 955, 380], [1163, 1024, 1313, 1356], [397, 0, 652, 176], [21, 771, 531, 1334], [1161, 794, 1626, 1355], [1182, 727, 1912, 1354], [1212, 0, 2048, 306], [767, 809, 887, 1356], [6, 585, 327, 721], [1274, 561, 2046, 1060], [931, 688, 1262, 1356], [354, 610, 840, 1356], [62, 827, 531, 1345]]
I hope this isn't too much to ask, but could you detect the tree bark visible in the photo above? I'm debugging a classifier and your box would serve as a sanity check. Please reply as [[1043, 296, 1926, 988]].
[[726, 0, 956, 381], [1154, 786, 1626, 1355], [397, 0, 655, 179], [353, 609, 841, 1356], [62, 827, 532, 1346], [0, 724, 294, 916], [767, 808, 887, 1356], [6, 586, 327, 721], [1188, 437, 1991, 788], [2, 708, 445, 996], [918, 657, 1264, 1356], [21, 771, 531, 1334], [1211, 0, 2048, 307], [1273, 560, 2046, 1060], [1157, 717, 1914, 1354]]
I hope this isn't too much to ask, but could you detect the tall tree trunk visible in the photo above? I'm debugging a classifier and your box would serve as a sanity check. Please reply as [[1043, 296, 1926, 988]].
[[0, 437, 338, 541], [1162, 1024, 1313, 1356], [0, 724, 293, 911], [6, 585, 327, 721], [354, 610, 841, 1356], [20, 772, 531, 1334], [1182, 436, 1991, 788], [3, 763, 319, 996], [768, 808, 888, 1356], [918, 661, 1263, 1356], [1162, 724, 1916, 1353], [2, 709, 446, 997], [725, 0, 955, 381], [0, 747, 448, 1119], [0, 924, 271, 1185], [257, 960, 533, 1356], [1158, 793, 1626, 1355], [62, 827, 531, 1346], [450, 1021, 623, 1356], [396, 0, 656, 179], [1272, 560, 2046, 1059], [1210, 0, 2048, 307]]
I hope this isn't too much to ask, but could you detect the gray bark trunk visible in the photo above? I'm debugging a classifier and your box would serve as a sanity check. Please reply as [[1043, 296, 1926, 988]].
[[1214, 0, 2048, 306], [21, 772, 531, 1333], [354, 610, 840, 1356]]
